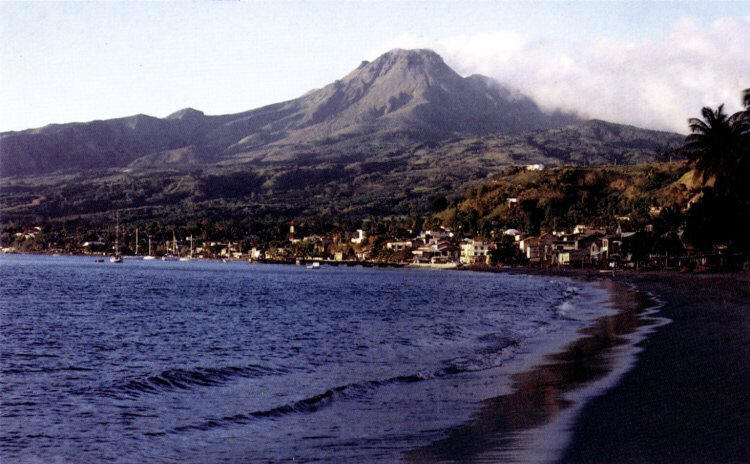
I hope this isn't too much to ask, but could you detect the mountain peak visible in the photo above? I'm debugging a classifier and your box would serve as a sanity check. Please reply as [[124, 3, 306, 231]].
[[166, 108, 205, 120], [381, 48, 442, 60], [331, 48, 462, 104], [372, 48, 450, 74]]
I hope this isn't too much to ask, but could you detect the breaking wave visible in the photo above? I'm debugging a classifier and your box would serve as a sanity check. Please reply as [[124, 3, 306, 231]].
[[97, 364, 289, 399]]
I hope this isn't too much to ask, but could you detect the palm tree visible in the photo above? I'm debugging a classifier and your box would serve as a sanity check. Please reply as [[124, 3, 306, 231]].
[[735, 89, 750, 195], [683, 91, 750, 252], [734, 88, 750, 134], [684, 104, 743, 193]]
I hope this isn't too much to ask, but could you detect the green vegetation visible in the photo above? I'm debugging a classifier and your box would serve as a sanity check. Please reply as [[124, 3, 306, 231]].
[[681, 90, 750, 252], [436, 162, 690, 236], [440, 89, 750, 255], [0, 119, 681, 232]]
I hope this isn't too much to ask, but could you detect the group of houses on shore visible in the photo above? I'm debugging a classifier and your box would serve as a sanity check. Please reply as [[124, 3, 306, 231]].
[[374, 223, 649, 269], [515, 224, 633, 267], [4, 213, 744, 271], [1, 221, 641, 268], [256, 219, 683, 269]]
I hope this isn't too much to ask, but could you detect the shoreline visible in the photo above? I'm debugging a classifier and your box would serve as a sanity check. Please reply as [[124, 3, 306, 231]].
[[560, 272, 750, 463], [405, 269, 750, 463], [4, 250, 748, 275], [0, 252, 409, 268], [406, 276, 666, 463]]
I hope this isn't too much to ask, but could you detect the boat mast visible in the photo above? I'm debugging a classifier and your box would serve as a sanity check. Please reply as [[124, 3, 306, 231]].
[[114, 213, 120, 256], [148, 237, 152, 256], [135, 228, 139, 256]]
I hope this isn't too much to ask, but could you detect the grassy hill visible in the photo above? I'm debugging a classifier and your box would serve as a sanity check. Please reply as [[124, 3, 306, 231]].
[[436, 162, 693, 236], [0, 124, 684, 228]]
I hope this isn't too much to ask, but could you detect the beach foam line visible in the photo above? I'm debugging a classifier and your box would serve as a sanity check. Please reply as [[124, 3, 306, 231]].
[[512, 284, 670, 464], [404, 278, 669, 464]]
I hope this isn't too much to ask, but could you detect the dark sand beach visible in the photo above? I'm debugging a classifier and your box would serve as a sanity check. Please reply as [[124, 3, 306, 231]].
[[560, 272, 750, 464], [408, 270, 749, 463], [407, 279, 666, 463]]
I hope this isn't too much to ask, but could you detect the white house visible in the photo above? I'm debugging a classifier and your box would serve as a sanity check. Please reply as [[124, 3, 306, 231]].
[[503, 229, 523, 241], [412, 241, 455, 264], [418, 229, 453, 241], [386, 241, 413, 251], [351, 229, 366, 245], [526, 163, 545, 171], [460, 239, 490, 265], [519, 233, 555, 262]]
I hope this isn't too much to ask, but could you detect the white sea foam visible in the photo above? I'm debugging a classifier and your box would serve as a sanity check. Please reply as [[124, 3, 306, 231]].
[[492, 284, 671, 464]]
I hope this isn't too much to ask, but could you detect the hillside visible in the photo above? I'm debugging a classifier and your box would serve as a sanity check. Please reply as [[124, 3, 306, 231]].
[[1, 124, 685, 226], [436, 162, 694, 236]]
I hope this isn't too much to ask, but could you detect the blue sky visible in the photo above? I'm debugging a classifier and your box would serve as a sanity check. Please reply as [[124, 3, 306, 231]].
[[1, 1, 748, 132]]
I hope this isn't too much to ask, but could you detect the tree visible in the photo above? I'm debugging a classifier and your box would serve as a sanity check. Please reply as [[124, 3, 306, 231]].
[[684, 104, 744, 194], [455, 208, 479, 236], [734, 89, 750, 193], [682, 90, 750, 252], [490, 235, 526, 266]]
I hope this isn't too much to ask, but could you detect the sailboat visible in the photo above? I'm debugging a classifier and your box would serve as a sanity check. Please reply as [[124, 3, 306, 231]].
[[133, 228, 141, 259], [110, 214, 123, 263], [222, 241, 233, 262], [179, 236, 193, 261], [161, 232, 179, 260], [143, 237, 156, 260]]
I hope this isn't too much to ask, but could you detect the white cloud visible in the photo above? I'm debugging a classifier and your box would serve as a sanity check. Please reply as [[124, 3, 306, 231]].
[[375, 17, 750, 133]]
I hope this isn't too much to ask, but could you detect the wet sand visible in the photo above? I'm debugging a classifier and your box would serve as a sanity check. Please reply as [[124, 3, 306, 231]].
[[406, 279, 665, 463], [406, 271, 749, 463], [560, 272, 750, 464]]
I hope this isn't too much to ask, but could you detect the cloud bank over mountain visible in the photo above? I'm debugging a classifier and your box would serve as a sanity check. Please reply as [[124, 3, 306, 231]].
[[378, 16, 749, 133]]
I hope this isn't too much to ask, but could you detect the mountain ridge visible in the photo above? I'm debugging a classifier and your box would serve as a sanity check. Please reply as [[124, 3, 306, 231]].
[[2, 49, 584, 177], [0, 49, 684, 180]]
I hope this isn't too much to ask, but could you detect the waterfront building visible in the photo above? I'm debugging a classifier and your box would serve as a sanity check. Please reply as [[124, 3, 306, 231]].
[[459, 239, 490, 265], [351, 229, 366, 245]]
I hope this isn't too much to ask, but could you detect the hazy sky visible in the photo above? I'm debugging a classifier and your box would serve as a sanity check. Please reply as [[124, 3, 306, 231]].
[[2, 1, 748, 133]]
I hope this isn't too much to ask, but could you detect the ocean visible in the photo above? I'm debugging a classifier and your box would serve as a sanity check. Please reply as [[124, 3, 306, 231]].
[[0, 255, 612, 463]]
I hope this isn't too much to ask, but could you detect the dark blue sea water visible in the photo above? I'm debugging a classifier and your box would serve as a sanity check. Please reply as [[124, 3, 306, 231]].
[[0, 255, 607, 463]]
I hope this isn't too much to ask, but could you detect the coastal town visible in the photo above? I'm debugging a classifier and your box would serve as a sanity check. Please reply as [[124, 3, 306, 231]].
[[3, 89, 747, 273], [2, 211, 745, 272]]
